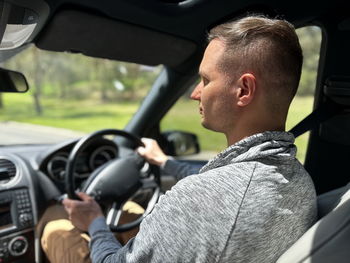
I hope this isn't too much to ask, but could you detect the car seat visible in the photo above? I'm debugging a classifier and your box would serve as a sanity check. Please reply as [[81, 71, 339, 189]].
[[277, 183, 350, 262]]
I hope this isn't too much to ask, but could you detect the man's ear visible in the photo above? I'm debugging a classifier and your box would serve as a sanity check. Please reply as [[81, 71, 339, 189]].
[[236, 73, 256, 107]]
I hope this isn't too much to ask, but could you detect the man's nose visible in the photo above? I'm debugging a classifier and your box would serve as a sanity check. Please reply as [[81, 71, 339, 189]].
[[190, 83, 202, 100]]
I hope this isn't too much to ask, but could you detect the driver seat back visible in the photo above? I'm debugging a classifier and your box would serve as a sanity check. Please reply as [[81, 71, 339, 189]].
[[277, 183, 350, 263]]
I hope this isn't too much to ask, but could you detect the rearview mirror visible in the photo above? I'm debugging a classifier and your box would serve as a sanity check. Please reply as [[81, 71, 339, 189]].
[[162, 131, 200, 156], [0, 68, 29, 93]]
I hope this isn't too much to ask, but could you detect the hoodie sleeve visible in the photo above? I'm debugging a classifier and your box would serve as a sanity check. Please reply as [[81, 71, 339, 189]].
[[161, 159, 201, 180], [88, 165, 247, 263]]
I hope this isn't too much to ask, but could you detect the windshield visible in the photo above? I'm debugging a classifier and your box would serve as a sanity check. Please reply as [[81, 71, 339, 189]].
[[0, 45, 161, 145]]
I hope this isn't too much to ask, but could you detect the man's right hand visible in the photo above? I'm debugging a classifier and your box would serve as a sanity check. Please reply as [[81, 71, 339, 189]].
[[137, 138, 169, 166], [62, 192, 104, 232]]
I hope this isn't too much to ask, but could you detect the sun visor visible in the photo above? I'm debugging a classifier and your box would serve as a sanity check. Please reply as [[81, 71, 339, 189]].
[[36, 10, 197, 67]]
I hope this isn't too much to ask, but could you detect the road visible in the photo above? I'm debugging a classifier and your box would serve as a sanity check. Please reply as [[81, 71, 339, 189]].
[[0, 121, 86, 145]]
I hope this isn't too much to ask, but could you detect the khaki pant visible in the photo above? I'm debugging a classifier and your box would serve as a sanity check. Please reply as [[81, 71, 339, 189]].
[[40, 202, 144, 263]]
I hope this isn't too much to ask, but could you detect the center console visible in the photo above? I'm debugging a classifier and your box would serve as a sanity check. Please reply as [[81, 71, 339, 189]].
[[0, 188, 35, 263]]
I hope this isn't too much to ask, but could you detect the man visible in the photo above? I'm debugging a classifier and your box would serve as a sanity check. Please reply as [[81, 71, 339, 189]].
[[43, 15, 317, 262]]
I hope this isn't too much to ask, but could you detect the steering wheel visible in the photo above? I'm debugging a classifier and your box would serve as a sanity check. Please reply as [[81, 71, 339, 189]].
[[65, 129, 161, 232]]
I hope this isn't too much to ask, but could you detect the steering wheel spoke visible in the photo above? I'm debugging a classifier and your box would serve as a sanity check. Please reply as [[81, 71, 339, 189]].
[[107, 186, 161, 232], [106, 202, 123, 228], [141, 177, 159, 190], [143, 186, 161, 215]]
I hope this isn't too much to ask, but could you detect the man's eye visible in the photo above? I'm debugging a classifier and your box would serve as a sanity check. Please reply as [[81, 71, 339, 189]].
[[203, 78, 209, 86]]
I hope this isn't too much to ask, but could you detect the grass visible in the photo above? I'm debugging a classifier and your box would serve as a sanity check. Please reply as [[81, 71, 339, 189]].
[[287, 96, 314, 162], [0, 94, 314, 162], [0, 95, 138, 132]]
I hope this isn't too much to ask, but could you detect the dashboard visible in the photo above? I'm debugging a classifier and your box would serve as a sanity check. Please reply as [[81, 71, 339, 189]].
[[0, 133, 184, 263], [0, 136, 122, 262], [0, 153, 38, 263]]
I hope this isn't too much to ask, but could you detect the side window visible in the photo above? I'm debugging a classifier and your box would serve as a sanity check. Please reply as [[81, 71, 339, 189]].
[[287, 26, 322, 162], [161, 26, 322, 161], [161, 85, 226, 159]]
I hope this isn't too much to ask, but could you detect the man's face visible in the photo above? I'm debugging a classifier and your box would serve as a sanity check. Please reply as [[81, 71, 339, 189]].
[[191, 39, 238, 133]]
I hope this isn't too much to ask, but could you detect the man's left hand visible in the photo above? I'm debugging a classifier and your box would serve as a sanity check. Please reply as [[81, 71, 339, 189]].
[[63, 192, 104, 232]]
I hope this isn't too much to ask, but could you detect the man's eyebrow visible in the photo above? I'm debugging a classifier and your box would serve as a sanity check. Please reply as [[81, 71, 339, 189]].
[[198, 70, 209, 79]]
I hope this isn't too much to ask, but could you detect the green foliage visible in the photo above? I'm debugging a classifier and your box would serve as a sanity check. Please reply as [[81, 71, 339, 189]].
[[1, 46, 160, 112], [287, 96, 315, 162], [0, 94, 138, 132], [296, 26, 322, 96]]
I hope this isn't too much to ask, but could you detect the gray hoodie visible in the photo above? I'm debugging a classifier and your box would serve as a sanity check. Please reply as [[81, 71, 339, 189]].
[[89, 131, 317, 263]]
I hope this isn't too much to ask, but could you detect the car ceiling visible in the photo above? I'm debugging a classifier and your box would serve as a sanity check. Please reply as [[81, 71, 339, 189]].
[[42, 0, 344, 40], [2, 0, 349, 70], [0, 0, 346, 67]]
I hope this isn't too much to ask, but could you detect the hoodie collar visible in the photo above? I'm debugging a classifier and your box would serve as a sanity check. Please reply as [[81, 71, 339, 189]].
[[200, 131, 296, 173]]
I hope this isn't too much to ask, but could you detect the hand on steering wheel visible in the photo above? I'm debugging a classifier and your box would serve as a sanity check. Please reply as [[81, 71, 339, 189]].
[[65, 129, 161, 232]]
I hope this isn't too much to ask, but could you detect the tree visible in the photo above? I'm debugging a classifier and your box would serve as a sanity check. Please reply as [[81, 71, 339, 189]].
[[3, 45, 48, 115], [2, 45, 161, 106]]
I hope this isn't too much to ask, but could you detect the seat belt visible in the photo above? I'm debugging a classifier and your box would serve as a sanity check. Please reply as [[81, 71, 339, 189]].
[[289, 99, 344, 138]]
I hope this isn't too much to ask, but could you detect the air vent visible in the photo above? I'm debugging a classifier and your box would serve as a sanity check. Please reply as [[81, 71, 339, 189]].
[[0, 158, 17, 184]]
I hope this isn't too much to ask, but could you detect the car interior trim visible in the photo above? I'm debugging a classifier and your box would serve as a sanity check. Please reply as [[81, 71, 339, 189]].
[[36, 9, 197, 67]]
